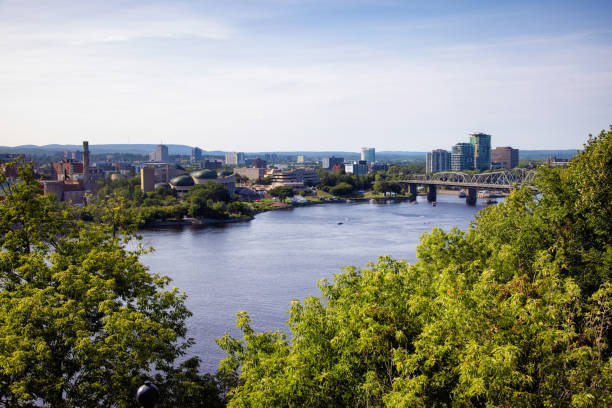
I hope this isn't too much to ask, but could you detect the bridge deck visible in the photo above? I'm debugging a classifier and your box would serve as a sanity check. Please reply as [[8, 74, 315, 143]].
[[398, 180, 514, 190]]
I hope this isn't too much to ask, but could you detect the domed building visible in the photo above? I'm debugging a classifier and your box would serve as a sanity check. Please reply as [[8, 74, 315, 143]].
[[168, 170, 236, 197], [190, 169, 218, 182], [169, 174, 194, 194]]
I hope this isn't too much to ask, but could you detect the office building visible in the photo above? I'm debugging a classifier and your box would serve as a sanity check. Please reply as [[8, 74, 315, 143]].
[[141, 167, 155, 192], [345, 160, 368, 176], [451, 143, 474, 171], [266, 168, 320, 185], [225, 152, 245, 166], [191, 147, 202, 162], [296, 155, 305, 164], [426, 149, 451, 173], [251, 158, 267, 168], [150, 144, 169, 162], [53, 159, 84, 181], [369, 163, 389, 173], [470, 133, 491, 170], [361, 147, 375, 162], [322, 156, 344, 170], [234, 167, 266, 181], [491, 146, 519, 169], [203, 159, 223, 170]]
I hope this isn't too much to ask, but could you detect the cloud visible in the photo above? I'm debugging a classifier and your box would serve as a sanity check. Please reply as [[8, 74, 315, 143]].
[[0, 1, 234, 47], [0, 1, 610, 150]]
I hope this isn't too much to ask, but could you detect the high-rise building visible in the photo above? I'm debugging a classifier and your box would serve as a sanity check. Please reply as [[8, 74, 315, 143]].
[[191, 147, 202, 162], [426, 149, 451, 173], [322, 156, 344, 169], [361, 147, 375, 162], [225, 152, 245, 166], [491, 146, 519, 169], [451, 143, 474, 171], [470, 133, 491, 171], [150, 144, 169, 162], [296, 155, 305, 164]]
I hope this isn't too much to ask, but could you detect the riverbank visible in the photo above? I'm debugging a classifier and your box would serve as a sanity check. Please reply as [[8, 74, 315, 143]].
[[140, 215, 254, 228], [140, 193, 419, 229]]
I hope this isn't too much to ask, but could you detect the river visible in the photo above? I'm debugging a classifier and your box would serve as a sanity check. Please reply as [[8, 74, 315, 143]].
[[140, 195, 490, 372]]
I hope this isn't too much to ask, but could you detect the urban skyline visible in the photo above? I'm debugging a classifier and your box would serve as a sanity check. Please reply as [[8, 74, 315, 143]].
[[1, 1, 610, 150]]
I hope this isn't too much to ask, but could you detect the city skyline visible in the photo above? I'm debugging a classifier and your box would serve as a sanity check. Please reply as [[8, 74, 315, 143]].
[[1, 0, 611, 150]]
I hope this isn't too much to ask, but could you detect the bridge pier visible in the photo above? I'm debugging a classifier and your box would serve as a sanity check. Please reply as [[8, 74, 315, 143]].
[[427, 184, 437, 202], [466, 188, 477, 205], [408, 184, 417, 201]]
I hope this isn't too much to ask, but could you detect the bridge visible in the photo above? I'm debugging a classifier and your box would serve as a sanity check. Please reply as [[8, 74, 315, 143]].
[[398, 169, 537, 205]]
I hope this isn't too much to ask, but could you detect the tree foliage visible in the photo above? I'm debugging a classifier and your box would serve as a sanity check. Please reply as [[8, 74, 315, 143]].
[[268, 186, 294, 202], [217, 128, 612, 407], [0, 162, 223, 407]]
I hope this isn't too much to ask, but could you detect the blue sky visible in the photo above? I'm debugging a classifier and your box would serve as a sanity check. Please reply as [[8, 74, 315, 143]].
[[1, 0, 611, 151]]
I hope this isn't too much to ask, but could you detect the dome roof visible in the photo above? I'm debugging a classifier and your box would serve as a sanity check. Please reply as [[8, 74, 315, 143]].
[[191, 169, 217, 179], [219, 170, 233, 177], [170, 175, 194, 186]]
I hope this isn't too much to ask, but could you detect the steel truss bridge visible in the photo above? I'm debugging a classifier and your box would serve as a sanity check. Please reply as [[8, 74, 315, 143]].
[[398, 169, 537, 204], [400, 169, 537, 190]]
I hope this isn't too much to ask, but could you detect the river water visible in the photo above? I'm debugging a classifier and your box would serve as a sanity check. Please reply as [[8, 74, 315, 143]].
[[140, 195, 489, 372]]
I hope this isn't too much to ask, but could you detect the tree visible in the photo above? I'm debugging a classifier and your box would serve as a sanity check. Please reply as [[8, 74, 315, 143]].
[[268, 186, 294, 202], [0, 161, 221, 407], [217, 128, 612, 407], [185, 182, 230, 217], [373, 181, 403, 195], [330, 182, 354, 196]]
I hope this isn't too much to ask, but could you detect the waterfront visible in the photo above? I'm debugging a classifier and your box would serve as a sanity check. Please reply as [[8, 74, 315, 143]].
[[140, 195, 490, 372]]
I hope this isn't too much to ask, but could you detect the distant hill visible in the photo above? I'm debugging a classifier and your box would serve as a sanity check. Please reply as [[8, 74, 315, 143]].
[[518, 149, 579, 160], [0, 144, 579, 162]]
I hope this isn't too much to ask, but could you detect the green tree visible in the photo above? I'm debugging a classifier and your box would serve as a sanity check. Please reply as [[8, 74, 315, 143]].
[[217, 128, 612, 407], [185, 182, 230, 217], [330, 182, 354, 196], [0, 161, 221, 407], [268, 185, 294, 202], [373, 180, 403, 195]]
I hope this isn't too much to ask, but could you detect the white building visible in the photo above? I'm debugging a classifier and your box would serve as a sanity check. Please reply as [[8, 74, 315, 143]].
[[225, 152, 245, 166]]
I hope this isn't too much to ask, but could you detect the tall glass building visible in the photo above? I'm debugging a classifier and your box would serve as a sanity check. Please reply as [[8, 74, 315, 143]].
[[426, 149, 451, 173], [451, 143, 474, 171], [360, 147, 375, 162], [470, 133, 491, 170]]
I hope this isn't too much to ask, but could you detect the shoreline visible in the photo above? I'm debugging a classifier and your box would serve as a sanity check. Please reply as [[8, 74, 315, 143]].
[[138, 195, 418, 229]]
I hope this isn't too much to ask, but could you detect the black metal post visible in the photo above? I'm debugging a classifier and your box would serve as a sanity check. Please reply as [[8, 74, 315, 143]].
[[136, 382, 159, 408]]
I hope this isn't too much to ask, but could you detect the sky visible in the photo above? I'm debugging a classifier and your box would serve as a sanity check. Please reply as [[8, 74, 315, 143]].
[[0, 0, 611, 151]]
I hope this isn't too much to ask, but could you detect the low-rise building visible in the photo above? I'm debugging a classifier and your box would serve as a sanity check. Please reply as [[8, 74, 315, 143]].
[[53, 159, 84, 180], [345, 160, 368, 176], [266, 168, 320, 185], [322, 156, 344, 169], [169, 171, 236, 197], [234, 167, 266, 181], [545, 157, 570, 167]]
